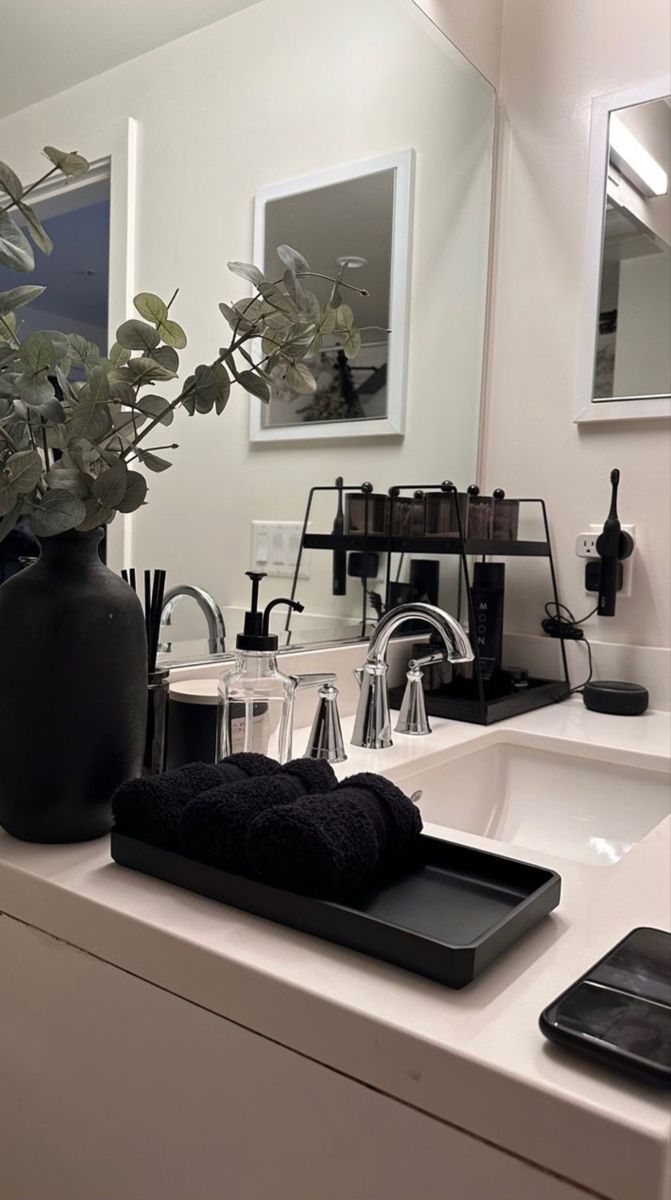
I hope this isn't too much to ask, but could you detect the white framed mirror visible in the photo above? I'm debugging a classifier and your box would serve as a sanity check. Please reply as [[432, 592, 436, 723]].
[[576, 80, 671, 423], [249, 149, 414, 443]]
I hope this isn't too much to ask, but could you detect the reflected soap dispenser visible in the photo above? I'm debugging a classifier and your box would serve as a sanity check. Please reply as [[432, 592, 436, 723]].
[[217, 573, 305, 763]]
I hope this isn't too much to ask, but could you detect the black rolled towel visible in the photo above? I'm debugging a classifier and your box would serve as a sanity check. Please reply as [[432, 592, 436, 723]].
[[179, 757, 337, 872], [245, 774, 423, 901], [111, 752, 279, 850]]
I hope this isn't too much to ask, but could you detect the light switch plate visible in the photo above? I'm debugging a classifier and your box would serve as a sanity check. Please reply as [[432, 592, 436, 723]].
[[251, 521, 310, 579]]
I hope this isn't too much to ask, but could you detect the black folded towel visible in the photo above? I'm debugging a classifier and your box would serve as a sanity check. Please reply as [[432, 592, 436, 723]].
[[112, 753, 279, 850], [179, 758, 337, 872], [244, 772, 423, 900]]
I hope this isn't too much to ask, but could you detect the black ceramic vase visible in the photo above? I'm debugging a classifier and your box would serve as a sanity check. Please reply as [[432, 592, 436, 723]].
[[0, 529, 147, 842]]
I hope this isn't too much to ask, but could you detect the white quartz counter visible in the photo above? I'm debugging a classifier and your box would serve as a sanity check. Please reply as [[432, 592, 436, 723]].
[[1, 699, 669, 1200]]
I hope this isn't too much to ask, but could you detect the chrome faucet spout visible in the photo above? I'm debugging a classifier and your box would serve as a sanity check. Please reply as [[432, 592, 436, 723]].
[[351, 602, 473, 750], [159, 585, 226, 655]]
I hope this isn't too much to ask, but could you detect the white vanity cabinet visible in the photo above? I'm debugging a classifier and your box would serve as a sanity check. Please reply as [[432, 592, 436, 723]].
[[0, 913, 594, 1200]]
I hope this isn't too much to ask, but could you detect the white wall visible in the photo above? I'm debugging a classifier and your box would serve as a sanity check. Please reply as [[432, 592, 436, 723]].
[[414, 0, 504, 87], [482, 0, 671, 666], [0, 0, 494, 620]]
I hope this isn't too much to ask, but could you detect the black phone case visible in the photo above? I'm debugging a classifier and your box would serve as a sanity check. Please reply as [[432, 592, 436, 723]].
[[539, 926, 671, 1088]]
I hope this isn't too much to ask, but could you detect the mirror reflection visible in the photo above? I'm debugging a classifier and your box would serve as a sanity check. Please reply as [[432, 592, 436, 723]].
[[594, 96, 671, 401]]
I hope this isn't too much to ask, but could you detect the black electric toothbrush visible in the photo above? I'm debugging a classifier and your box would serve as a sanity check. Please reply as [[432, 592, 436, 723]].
[[332, 476, 347, 595], [595, 468, 623, 617]]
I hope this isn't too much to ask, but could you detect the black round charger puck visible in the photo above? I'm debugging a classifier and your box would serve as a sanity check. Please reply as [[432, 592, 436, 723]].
[[583, 680, 649, 716]]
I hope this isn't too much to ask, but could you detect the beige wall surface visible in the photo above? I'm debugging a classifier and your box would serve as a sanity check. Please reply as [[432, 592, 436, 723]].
[[482, 0, 671, 652]]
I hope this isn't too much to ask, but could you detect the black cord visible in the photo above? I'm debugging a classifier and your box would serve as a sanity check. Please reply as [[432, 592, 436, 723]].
[[541, 601, 597, 695]]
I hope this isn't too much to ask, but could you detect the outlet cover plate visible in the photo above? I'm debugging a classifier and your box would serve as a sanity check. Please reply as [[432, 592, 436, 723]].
[[251, 521, 309, 579]]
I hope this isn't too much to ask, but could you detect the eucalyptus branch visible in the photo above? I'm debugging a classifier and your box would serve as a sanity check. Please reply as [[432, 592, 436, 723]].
[[0, 164, 61, 217], [0, 423, 20, 454], [294, 271, 369, 298]]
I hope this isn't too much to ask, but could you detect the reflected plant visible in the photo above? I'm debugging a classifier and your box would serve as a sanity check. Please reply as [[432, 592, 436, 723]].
[[0, 148, 366, 542]]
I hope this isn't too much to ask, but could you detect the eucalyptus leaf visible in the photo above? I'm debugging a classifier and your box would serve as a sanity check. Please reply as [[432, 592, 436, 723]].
[[82, 365, 111, 406], [344, 328, 362, 359], [18, 200, 53, 255], [136, 394, 174, 426], [256, 282, 297, 317], [335, 303, 355, 331], [117, 470, 148, 514], [92, 459, 127, 507], [109, 342, 131, 367], [134, 448, 172, 472], [0, 474, 18, 516], [283, 268, 309, 313], [0, 285, 46, 316], [181, 363, 230, 416], [116, 319, 161, 352], [157, 318, 187, 350], [0, 312, 17, 342], [126, 356, 177, 383], [0, 211, 34, 273], [16, 374, 57, 408], [44, 465, 91, 497], [276, 244, 310, 273], [285, 362, 317, 395], [239, 370, 270, 404], [133, 292, 168, 325], [151, 345, 179, 373], [30, 490, 86, 537], [227, 261, 265, 288], [7, 449, 43, 494], [20, 331, 57, 377], [69, 334, 100, 370], [0, 161, 23, 202], [68, 398, 112, 441], [43, 146, 89, 178], [77, 498, 115, 532]]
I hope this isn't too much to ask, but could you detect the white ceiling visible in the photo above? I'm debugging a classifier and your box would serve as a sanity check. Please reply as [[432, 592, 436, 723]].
[[0, 0, 262, 118]]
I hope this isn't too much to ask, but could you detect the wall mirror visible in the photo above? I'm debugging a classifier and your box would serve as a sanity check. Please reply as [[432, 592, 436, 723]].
[[0, 0, 496, 665], [250, 150, 413, 442], [577, 83, 671, 423]]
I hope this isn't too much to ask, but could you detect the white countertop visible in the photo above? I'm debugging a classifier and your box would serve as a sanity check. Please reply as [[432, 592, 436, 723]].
[[1, 699, 669, 1200]]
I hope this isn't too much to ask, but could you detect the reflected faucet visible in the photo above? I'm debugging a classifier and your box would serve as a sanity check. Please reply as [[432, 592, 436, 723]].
[[351, 603, 473, 750], [159, 585, 226, 655]]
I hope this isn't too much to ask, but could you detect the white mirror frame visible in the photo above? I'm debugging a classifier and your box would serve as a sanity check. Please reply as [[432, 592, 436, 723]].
[[248, 148, 415, 443], [575, 78, 671, 424]]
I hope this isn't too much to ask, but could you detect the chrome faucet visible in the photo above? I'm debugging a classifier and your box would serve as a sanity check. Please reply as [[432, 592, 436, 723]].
[[159, 585, 226, 655], [351, 603, 473, 750]]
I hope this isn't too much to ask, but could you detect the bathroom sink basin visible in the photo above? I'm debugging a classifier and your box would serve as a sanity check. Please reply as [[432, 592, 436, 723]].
[[390, 740, 670, 866]]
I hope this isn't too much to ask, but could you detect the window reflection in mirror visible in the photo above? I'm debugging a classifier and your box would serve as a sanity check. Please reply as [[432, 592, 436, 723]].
[[593, 96, 671, 401]]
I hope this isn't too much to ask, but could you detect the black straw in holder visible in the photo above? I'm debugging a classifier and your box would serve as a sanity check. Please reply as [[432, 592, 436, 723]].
[[121, 566, 168, 773]]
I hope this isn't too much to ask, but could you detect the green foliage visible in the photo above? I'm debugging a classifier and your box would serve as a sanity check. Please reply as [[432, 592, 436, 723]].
[[0, 145, 365, 543]]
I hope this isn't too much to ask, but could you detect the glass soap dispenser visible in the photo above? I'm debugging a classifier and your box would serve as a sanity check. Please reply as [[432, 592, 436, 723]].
[[218, 572, 335, 764]]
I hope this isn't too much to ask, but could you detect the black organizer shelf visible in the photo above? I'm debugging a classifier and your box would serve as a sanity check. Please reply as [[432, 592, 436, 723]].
[[287, 481, 571, 724], [302, 533, 551, 558]]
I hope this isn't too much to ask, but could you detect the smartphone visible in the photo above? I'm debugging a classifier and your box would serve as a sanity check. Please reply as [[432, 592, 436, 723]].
[[539, 927, 671, 1088]]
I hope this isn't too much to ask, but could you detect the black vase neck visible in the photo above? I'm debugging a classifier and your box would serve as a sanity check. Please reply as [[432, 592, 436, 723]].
[[37, 528, 104, 567]]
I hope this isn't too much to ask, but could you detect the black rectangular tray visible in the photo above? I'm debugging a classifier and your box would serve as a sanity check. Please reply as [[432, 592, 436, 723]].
[[110, 832, 560, 989], [389, 677, 570, 725]]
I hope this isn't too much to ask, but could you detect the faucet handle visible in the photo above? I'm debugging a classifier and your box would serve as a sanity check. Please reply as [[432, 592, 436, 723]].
[[395, 656, 439, 737], [292, 671, 337, 692], [303, 682, 347, 764]]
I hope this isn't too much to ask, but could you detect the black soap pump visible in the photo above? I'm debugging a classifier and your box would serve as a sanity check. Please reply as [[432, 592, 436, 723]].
[[218, 573, 305, 761]]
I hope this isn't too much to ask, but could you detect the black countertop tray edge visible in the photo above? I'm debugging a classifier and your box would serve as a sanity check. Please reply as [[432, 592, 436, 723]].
[[110, 831, 561, 989]]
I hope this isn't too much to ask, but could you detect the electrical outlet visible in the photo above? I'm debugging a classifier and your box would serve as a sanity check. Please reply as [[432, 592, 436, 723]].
[[575, 532, 599, 558], [578, 523, 636, 598], [251, 521, 309, 580]]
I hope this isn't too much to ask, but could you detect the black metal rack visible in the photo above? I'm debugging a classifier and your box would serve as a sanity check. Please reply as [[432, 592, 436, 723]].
[[288, 480, 571, 724]]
